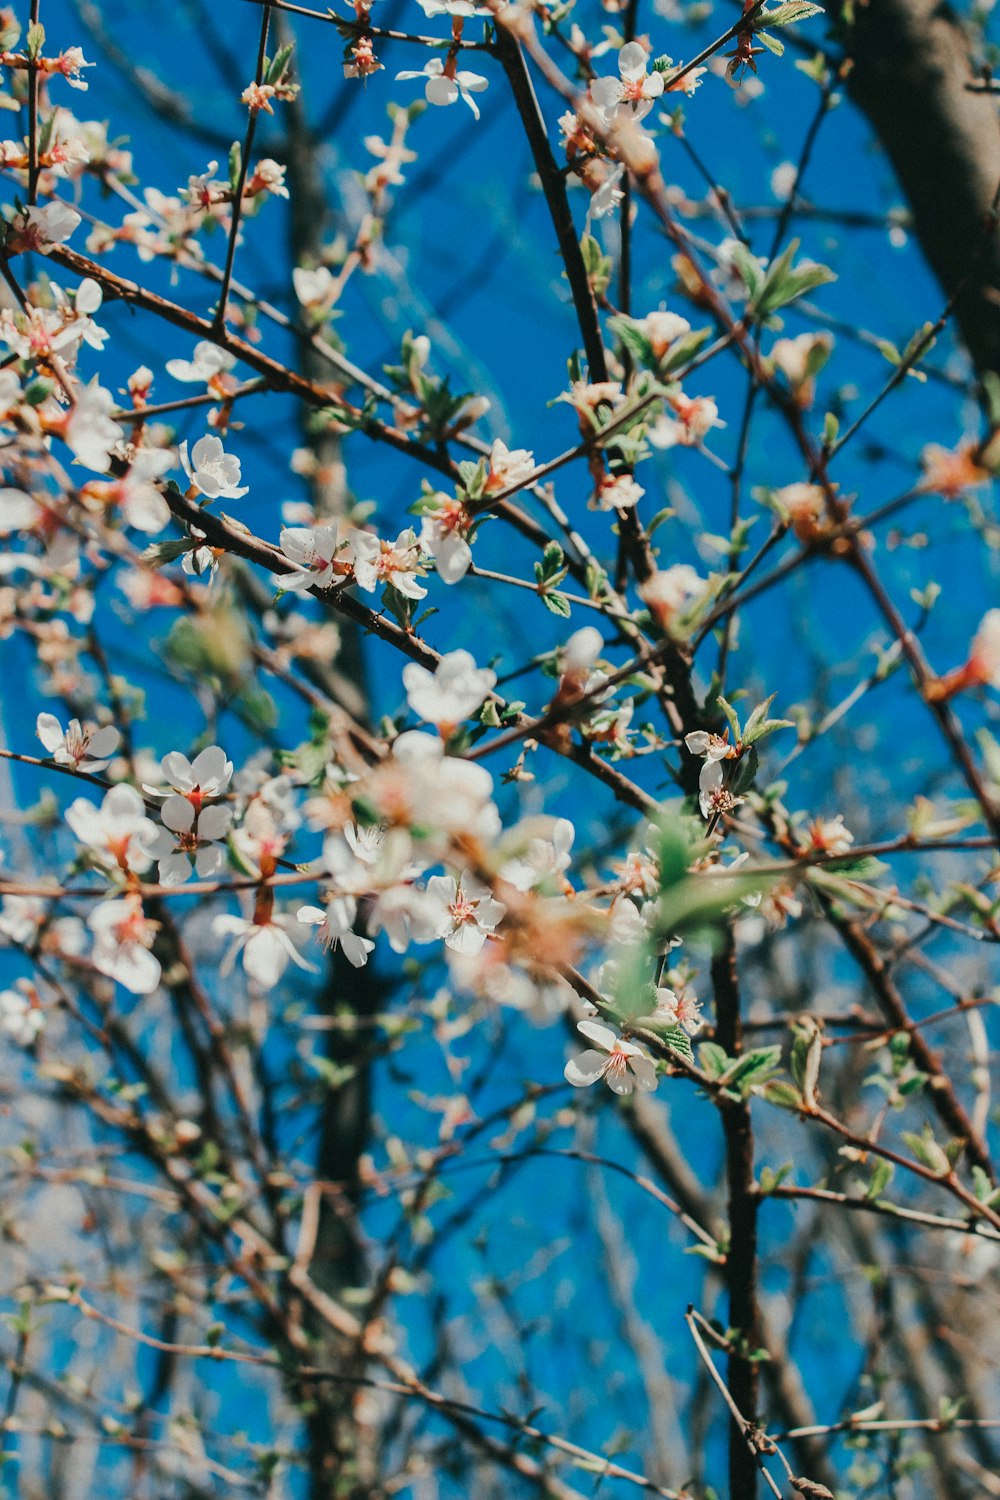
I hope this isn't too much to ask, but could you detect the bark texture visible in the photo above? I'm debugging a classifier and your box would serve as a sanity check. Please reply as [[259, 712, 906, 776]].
[[837, 0, 1000, 375]]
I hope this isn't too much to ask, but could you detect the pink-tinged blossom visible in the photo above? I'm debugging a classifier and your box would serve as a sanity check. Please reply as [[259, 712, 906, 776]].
[[806, 814, 855, 855], [37, 712, 120, 772], [65, 784, 157, 875], [419, 493, 473, 584], [634, 309, 691, 359], [424, 873, 506, 955], [88, 896, 161, 994], [637, 985, 704, 1036], [590, 43, 664, 125], [403, 649, 496, 732], [648, 393, 724, 450], [7, 201, 81, 253], [592, 472, 644, 512], [484, 439, 535, 495], [564, 1019, 658, 1095], [146, 800, 232, 886], [292, 265, 336, 309], [640, 563, 710, 634], [395, 59, 489, 119], [179, 434, 248, 500], [698, 760, 744, 822], [967, 609, 1000, 690], [214, 911, 317, 986], [349, 527, 427, 600], [274, 523, 349, 592]]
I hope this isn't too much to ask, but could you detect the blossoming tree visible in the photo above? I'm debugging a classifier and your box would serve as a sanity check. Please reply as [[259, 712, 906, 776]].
[[0, 0, 998, 1496]]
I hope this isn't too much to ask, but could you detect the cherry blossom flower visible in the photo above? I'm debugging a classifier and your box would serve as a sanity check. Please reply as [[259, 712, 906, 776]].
[[592, 472, 644, 512], [6, 201, 81, 254], [591, 43, 664, 125], [484, 439, 535, 495], [88, 896, 161, 994], [297, 896, 374, 968], [564, 1019, 658, 1095], [684, 729, 735, 763], [47, 47, 94, 90], [648, 393, 724, 450], [144, 746, 233, 804], [396, 58, 489, 118], [919, 442, 990, 500], [419, 493, 473, 584], [637, 985, 704, 1036], [499, 817, 574, 891], [146, 800, 232, 885], [698, 760, 744, 822], [65, 784, 157, 874], [36, 713, 120, 772], [0, 985, 45, 1046], [806, 815, 854, 855], [967, 610, 1000, 689], [292, 264, 336, 309], [166, 342, 237, 386], [425, 873, 505, 955], [403, 649, 496, 732], [64, 381, 121, 473], [634, 309, 691, 359], [0, 487, 38, 536], [179, 434, 248, 501], [374, 731, 500, 847], [349, 527, 427, 599], [274, 523, 350, 592], [214, 909, 316, 985], [640, 563, 710, 634], [772, 482, 827, 542], [415, 0, 490, 14]]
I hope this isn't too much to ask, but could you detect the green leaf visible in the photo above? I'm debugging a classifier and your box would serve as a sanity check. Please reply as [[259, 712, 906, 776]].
[[757, 1, 824, 26], [541, 590, 572, 618], [717, 694, 742, 742], [901, 1127, 951, 1177], [228, 140, 242, 194], [791, 1019, 822, 1107], [698, 1041, 731, 1079], [865, 1157, 894, 1200]]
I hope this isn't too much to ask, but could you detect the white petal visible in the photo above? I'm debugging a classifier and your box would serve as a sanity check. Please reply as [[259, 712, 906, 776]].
[[564, 1049, 608, 1087]]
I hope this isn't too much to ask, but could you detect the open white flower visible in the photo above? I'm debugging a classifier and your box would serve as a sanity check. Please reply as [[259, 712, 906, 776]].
[[419, 496, 473, 584], [214, 911, 317, 986], [564, 1019, 658, 1095], [425, 873, 506, 955], [65, 381, 121, 473], [292, 265, 336, 308], [179, 434, 248, 500], [297, 897, 374, 968], [698, 759, 744, 822], [146, 800, 232, 885], [274, 523, 349, 592], [144, 745, 233, 803], [637, 985, 704, 1036], [37, 713, 120, 772], [0, 985, 45, 1046], [166, 342, 236, 385], [89, 896, 161, 994], [484, 439, 535, 495], [9, 201, 82, 253], [349, 527, 427, 600], [684, 730, 734, 763], [65, 784, 156, 874], [591, 43, 664, 124], [395, 58, 489, 118], [403, 649, 496, 732]]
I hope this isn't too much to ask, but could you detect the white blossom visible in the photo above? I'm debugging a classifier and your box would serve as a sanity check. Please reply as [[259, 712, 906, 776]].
[[214, 911, 316, 986], [146, 800, 232, 885], [65, 784, 157, 874], [0, 986, 45, 1046], [591, 43, 664, 125], [403, 649, 496, 731], [274, 524, 348, 592], [564, 1019, 658, 1095], [395, 59, 489, 119], [36, 713, 120, 772], [179, 434, 248, 500], [166, 342, 237, 385], [89, 897, 161, 994], [424, 873, 506, 955]]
